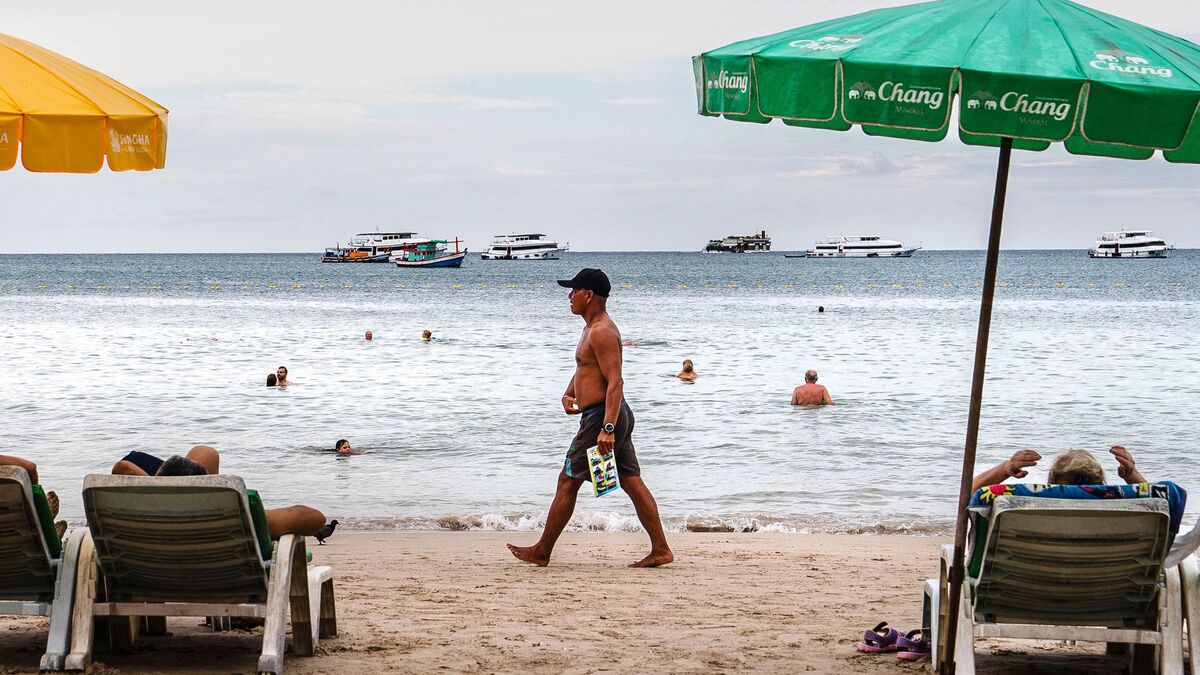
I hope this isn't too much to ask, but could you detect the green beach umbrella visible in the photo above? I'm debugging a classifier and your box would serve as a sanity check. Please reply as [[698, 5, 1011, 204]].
[[695, 1, 1200, 671]]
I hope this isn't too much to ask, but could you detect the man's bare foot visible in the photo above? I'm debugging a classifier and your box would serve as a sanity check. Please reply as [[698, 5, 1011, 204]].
[[507, 543, 550, 567], [55, 520, 68, 539], [46, 491, 60, 518], [630, 549, 674, 568]]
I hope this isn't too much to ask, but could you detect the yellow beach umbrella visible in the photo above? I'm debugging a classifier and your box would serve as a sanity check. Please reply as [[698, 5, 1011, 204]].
[[0, 33, 167, 173]]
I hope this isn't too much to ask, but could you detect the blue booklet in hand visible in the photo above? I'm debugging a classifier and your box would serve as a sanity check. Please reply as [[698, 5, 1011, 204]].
[[587, 446, 620, 497]]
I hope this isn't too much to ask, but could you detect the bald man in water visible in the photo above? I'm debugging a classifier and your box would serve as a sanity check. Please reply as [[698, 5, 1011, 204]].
[[791, 370, 834, 406]]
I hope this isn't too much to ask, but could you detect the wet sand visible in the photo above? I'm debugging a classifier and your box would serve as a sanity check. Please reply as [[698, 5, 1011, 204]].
[[0, 532, 1131, 673]]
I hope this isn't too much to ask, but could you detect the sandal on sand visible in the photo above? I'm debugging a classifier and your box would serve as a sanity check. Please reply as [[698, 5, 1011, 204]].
[[857, 621, 902, 653], [897, 628, 931, 660]]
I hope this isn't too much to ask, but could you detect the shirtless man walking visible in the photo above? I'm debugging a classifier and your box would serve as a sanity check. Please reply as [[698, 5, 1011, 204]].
[[508, 268, 673, 568], [790, 369, 834, 405]]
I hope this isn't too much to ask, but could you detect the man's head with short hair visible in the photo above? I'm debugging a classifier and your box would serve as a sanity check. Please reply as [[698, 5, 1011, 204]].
[[682, 359, 694, 373], [277, 366, 288, 380], [155, 455, 209, 477], [805, 370, 818, 383], [1048, 449, 1106, 485]]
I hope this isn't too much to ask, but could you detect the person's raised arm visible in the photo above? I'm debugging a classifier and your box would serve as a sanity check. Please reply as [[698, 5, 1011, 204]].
[[1110, 445, 1147, 484], [592, 325, 624, 454], [971, 450, 1041, 493]]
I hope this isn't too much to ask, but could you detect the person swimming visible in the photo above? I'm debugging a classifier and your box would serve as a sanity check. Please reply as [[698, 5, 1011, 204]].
[[677, 359, 697, 381], [421, 330, 433, 341], [267, 373, 277, 387]]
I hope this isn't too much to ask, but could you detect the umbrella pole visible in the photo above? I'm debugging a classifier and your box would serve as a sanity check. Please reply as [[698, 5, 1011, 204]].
[[939, 136, 1013, 675]]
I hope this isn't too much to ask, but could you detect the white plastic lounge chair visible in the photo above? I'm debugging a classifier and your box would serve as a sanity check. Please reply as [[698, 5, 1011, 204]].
[[0, 466, 86, 672], [925, 495, 1183, 675], [64, 474, 336, 674]]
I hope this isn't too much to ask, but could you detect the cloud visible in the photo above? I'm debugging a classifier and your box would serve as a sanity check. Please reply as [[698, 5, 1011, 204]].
[[490, 160, 561, 176], [602, 97, 662, 106]]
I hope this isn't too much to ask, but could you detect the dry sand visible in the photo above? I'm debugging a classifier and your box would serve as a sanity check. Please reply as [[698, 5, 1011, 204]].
[[1, 532, 1133, 673]]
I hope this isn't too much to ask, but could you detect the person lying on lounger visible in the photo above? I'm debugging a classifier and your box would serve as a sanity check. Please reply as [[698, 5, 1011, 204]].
[[112, 444, 327, 539], [0, 454, 67, 537], [972, 445, 1146, 492]]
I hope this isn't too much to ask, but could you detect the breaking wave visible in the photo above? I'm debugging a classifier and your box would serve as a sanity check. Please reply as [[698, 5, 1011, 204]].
[[332, 513, 953, 536]]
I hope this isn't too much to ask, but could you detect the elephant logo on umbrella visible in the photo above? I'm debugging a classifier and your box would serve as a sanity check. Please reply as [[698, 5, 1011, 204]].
[[848, 81, 875, 100], [967, 91, 997, 110]]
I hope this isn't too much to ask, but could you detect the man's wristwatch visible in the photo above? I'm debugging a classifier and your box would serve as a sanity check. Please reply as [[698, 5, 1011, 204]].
[[602, 422, 616, 434]]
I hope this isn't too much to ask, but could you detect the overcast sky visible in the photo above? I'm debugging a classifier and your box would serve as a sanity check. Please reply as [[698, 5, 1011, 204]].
[[3, 0, 1200, 253]]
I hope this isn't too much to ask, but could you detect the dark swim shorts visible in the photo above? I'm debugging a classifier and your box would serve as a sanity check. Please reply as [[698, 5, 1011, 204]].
[[121, 451, 164, 476], [563, 400, 641, 482]]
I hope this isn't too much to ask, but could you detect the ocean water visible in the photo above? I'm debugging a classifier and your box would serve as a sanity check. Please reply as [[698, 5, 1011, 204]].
[[1, 250, 1197, 535]]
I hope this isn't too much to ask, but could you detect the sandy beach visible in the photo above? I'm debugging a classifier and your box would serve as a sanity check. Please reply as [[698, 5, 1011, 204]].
[[0, 531, 1136, 674]]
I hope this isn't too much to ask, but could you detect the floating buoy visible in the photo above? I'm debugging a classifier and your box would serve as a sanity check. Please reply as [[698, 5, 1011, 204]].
[[677, 284, 688, 289], [343, 284, 353, 289], [267, 284, 278, 289], [1026, 283, 1036, 288], [481, 283, 488, 288], [754, 283, 763, 289], [917, 282, 925, 288], [96, 284, 108, 289], [210, 284, 222, 290], [783, 283, 794, 289], [66, 284, 75, 289], [318, 284, 325, 289], [1055, 282, 1066, 288], [622, 283, 633, 289], [1115, 282, 1126, 288], [150, 284, 162, 290], [291, 284, 302, 289], [452, 284, 463, 289], [36, 284, 47, 289], [998, 282, 1008, 288], [943, 283, 951, 288], [891, 283, 902, 289], [507, 284, 517, 289], [1088, 283, 1096, 289], [835, 284, 845, 289], [867, 283, 874, 289], [727, 283, 738, 289]]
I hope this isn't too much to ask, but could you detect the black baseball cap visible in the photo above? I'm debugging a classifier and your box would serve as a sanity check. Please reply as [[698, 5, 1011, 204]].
[[557, 268, 611, 297]]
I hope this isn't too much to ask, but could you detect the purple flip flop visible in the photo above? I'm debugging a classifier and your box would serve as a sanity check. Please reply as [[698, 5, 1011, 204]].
[[856, 621, 901, 653], [897, 628, 931, 660]]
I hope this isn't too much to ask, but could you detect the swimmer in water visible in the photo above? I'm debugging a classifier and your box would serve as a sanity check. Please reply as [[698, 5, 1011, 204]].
[[365, 330, 373, 341], [677, 359, 697, 381], [334, 439, 359, 455], [267, 373, 277, 387], [421, 330, 433, 342], [790, 370, 834, 406], [276, 366, 291, 386]]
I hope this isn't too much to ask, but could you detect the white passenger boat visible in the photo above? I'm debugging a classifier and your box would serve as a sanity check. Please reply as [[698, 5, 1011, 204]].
[[805, 236, 920, 258], [481, 233, 567, 260], [1088, 230, 1170, 258], [322, 231, 430, 263]]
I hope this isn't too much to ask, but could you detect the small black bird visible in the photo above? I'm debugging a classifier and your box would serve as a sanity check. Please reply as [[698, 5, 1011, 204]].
[[315, 519, 339, 545]]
